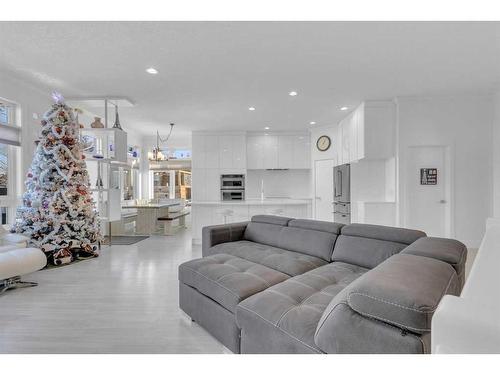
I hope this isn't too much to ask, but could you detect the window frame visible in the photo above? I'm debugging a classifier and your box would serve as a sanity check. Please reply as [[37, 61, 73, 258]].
[[0, 97, 21, 225]]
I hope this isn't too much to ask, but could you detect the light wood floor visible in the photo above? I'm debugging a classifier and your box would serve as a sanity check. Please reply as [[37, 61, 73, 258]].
[[0, 223, 478, 354], [0, 225, 226, 354]]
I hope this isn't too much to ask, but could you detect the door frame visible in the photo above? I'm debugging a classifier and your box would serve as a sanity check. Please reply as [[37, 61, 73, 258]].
[[313, 158, 335, 220], [403, 144, 454, 238]]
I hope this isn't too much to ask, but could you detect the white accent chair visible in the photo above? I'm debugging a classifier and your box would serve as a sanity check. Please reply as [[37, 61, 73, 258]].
[[0, 227, 47, 294]]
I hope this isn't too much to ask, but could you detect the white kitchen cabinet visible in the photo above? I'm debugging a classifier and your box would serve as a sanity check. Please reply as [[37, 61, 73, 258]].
[[278, 136, 294, 169], [340, 119, 350, 165], [219, 135, 247, 169], [232, 135, 247, 169], [219, 135, 232, 169], [285, 204, 308, 218], [293, 135, 310, 169], [246, 135, 264, 169], [263, 135, 278, 169], [191, 168, 206, 201], [247, 135, 278, 169], [191, 134, 206, 169], [205, 135, 219, 169], [192, 134, 219, 169], [191, 205, 214, 244], [336, 101, 395, 164], [191, 168, 221, 201], [205, 169, 221, 201], [362, 102, 394, 159], [349, 111, 358, 162], [250, 134, 309, 170]]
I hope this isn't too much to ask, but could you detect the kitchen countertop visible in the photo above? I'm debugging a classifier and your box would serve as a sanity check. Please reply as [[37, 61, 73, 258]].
[[191, 198, 311, 206], [122, 202, 181, 209]]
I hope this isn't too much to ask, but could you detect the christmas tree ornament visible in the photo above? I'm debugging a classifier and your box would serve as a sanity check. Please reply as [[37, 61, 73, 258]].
[[11, 95, 102, 266]]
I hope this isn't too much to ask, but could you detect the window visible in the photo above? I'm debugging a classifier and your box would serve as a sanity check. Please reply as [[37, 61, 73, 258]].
[[0, 105, 9, 125], [0, 144, 8, 196], [0, 98, 21, 225]]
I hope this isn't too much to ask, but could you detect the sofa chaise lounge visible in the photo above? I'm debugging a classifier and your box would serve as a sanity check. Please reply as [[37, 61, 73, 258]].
[[178, 215, 466, 353]]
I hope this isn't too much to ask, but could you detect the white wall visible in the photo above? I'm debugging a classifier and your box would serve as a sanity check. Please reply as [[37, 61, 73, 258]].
[[0, 71, 51, 177], [396, 95, 493, 248], [492, 89, 500, 218], [246, 169, 311, 199]]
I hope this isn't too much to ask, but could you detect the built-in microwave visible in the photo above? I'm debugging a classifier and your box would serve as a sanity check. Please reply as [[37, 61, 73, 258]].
[[221, 189, 245, 201], [220, 174, 245, 189]]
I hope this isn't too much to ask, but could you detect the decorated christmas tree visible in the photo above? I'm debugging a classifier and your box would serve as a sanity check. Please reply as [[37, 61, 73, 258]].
[[11, 93, 101, 266]]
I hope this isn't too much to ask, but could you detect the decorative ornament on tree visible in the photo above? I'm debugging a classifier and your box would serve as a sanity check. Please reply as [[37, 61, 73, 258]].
[[11, 93, 102, 266]]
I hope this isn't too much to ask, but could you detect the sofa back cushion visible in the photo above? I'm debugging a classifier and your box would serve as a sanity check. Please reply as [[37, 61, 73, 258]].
[[243, 215, 293, 248], [278, 219, 344, 261], [244, 216, 344, 261], [332, 224, 426, 269]]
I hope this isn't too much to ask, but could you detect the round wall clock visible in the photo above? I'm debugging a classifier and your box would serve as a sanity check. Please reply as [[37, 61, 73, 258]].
[[316, 135, 331, 152]]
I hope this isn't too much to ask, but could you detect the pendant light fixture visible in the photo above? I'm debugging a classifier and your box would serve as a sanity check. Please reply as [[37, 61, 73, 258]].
[[148, 123, 175, 162]]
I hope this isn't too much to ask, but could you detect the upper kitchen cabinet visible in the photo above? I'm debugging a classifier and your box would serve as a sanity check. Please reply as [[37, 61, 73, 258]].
[[192, 133, 219, 169], [278, 134, 310, 169], [191, 133, 205, 169], [192, 132, 246, 170], [357, 101, 395, 160], [248, 133, 310, 169], [219, 135, 246, 169], [247, 134, 278, 169], [335, 101, 395, 165]]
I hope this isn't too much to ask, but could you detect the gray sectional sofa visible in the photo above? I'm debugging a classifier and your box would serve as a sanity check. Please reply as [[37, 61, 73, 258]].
[[178, 215, 467, 354]]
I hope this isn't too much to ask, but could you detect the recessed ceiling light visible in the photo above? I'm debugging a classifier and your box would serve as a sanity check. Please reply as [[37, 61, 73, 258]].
[[340, 106, 348, 111], [264, 126, 270, 130], [309, 121, 316, 125], [146, 67, 158, 74], [289, 91, 298, 96], [248, 107, 256, 111]]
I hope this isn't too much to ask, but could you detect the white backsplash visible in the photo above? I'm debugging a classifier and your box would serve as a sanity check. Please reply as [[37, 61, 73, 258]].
[[246, 169, 312, 199]]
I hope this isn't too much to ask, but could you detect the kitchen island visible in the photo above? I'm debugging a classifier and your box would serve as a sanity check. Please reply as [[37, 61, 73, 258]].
[[191, 198, 312, 244], [122, 202, 181, 235]]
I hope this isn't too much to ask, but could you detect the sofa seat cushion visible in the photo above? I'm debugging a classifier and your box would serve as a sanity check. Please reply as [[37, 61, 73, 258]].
[[179, 254, 289, 313], [235, 262, 368, 352], [207, 240, 327, 276]]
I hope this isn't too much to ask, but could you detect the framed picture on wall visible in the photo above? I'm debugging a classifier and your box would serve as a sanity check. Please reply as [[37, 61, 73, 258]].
[[420, 168, 438, 185]]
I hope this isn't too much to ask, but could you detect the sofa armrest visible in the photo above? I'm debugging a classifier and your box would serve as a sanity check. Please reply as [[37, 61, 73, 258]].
[[314, 253, 460, 353], [401, 237, 467, 288], [202, 222, 249, 257]]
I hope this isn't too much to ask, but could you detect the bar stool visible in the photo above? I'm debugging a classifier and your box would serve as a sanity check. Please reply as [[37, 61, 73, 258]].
[[216, 208, 234, 224]]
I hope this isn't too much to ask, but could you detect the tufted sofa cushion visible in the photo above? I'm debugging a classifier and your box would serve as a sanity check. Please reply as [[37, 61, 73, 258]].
[[207, 240, 327, 276], [332, 223, 426, 269], [179, 253, 289, 313], [278, 219, 344, 261], [235, 262, 368, 353]]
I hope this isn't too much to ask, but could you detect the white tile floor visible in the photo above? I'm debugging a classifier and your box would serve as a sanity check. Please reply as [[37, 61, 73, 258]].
[[0, 224, 478, 354], [0, 227, 226, 353]]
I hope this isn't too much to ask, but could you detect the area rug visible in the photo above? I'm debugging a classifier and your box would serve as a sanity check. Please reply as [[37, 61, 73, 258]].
[[102, 236, 149, 245]]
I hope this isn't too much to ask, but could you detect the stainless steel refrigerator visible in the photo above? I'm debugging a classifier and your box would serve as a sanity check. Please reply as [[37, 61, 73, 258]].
[[333, 163, 351, 224]]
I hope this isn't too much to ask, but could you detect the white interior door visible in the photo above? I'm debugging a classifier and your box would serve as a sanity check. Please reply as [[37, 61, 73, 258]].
[[314, 159, 334, 221], [406, 145, 451, 237]]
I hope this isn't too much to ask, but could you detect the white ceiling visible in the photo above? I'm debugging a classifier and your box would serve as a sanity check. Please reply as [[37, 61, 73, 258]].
[[1, 22, 499, 145]]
